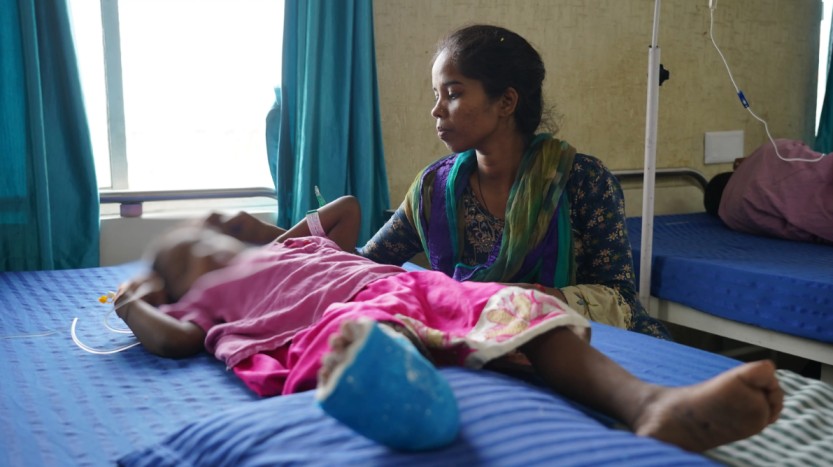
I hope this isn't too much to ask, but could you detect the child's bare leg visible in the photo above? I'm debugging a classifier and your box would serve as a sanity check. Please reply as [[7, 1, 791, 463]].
[[521, 328, 784, 452]]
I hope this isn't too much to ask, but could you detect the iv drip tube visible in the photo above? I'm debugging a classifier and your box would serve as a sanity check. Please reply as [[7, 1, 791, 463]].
[[639, 0, 661, 313]]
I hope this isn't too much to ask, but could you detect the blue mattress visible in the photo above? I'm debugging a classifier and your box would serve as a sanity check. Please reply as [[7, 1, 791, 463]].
[[0, 263, 741, 466], [0, 263, 257, 466], [628, 213, 833, 344]]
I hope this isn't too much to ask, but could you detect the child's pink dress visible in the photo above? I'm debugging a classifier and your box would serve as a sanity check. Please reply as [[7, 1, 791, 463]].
[[163, 237, 589, 396]]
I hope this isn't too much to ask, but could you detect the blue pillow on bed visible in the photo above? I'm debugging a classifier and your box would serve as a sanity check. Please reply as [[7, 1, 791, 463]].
[[119, 367, 715, 467]]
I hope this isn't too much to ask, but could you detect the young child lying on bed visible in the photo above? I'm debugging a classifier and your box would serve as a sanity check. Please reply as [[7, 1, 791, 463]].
[[115, 195, 783, 453]]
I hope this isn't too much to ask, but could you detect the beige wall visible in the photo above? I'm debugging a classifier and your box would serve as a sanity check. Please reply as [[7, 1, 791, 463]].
[[373, 0, 822, 207]]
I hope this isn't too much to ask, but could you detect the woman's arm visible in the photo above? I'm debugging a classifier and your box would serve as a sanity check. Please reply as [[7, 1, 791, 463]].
[[567, 157, 637, 302], [115, 276, 206, 358], [501, 282, 567, 302], [357, 204, 424, 265], [564, 155, 669, 338]]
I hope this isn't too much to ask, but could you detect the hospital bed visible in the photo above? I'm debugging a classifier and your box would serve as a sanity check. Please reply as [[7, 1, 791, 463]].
[[2, 181, 831, 466], [619, 170, 833, 384], [2, 257, 832, 466]]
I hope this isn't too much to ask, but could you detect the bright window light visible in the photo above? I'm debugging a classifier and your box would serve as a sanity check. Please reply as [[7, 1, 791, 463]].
[[818, 0, 833, 133], [68, 0, 283, 191]]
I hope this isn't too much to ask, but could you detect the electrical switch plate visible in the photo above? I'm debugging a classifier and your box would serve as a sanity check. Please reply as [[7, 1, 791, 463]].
[[704, 130, 744, 164]]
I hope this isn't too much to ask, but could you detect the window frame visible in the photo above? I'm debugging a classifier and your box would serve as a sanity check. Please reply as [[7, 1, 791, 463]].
[[89, 0, 282, 195], [100, 0, 128, 190]]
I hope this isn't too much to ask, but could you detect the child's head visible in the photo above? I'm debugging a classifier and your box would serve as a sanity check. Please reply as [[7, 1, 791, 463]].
[[145, 225, 247, 302]]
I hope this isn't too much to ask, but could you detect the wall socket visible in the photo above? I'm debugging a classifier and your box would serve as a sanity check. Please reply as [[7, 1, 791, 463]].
[[704, 130, 744, 164]]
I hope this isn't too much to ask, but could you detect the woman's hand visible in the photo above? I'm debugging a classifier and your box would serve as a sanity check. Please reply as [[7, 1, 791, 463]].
[[502, 282, 567, 302], [536, 284, 567, 302], [203, 211, 285, 245]]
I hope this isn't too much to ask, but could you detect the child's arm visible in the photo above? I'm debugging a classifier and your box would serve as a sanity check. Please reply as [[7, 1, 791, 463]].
[[204, 211, 286, 245], [277, 195, 361, 251], [115, 276, 206, 358]]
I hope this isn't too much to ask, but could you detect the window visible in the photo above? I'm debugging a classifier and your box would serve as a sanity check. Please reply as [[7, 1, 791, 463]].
[[68, 0, 282, 192], [818, 0, 833, 133]]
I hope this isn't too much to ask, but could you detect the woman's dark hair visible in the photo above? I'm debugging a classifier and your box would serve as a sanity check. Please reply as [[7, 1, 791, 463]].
[[433, 25, 550, 137], [704, 172, 733, 216]]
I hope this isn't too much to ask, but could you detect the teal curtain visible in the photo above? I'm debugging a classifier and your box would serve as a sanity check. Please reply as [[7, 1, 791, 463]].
[[272, 0, 390, 242], [816, 18, 833, 152], [0, 0, 99, 271]]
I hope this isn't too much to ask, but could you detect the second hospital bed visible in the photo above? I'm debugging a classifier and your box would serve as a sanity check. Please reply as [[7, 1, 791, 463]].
[[616, 167, 833, 383], [627, 209, 833, 383]]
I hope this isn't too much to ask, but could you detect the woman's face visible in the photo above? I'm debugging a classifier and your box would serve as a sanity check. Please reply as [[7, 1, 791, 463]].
[[431, 50, 503, 154]]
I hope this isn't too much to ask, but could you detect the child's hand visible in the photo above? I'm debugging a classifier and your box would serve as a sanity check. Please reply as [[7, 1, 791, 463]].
[[203, 211, 282, 245], [115, 273, 167, 308]]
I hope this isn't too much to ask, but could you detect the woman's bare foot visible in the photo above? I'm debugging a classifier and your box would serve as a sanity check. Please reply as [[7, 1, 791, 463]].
[[631, 360, 784, 452]]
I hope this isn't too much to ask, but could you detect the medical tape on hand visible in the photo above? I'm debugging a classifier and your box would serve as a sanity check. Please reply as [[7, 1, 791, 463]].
[[306, 210, 327, 238]]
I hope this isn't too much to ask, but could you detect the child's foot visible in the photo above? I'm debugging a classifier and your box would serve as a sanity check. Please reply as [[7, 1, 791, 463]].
[[316, 319, 459, 451], [632, 360, 784, 452]]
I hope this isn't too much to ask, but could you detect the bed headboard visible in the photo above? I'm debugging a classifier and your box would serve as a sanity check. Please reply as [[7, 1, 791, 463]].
[[613, 168, 708, 218]]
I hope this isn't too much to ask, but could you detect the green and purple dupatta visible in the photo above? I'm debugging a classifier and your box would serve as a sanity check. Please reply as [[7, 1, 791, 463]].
[[405, 134, 576, 286]]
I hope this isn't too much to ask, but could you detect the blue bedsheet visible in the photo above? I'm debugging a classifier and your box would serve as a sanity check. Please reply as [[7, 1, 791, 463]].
[[628, 213, 833, 344], [0, 263, 732, 466], [0, 264, 257, 466]]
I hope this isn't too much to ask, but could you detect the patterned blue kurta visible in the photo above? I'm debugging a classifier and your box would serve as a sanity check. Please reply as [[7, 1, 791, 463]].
[[359, 154, 669, 339]]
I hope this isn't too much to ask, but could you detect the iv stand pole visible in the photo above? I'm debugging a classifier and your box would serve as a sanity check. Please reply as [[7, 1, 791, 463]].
[[639, 0, 661, 313]]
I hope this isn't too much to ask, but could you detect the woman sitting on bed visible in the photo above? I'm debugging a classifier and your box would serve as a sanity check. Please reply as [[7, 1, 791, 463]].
[[115, 195, 783, 453]]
